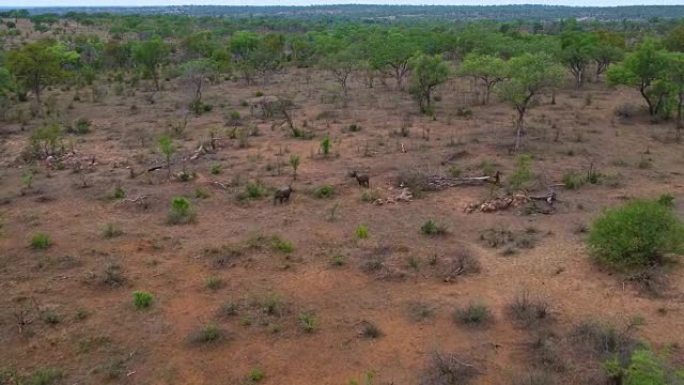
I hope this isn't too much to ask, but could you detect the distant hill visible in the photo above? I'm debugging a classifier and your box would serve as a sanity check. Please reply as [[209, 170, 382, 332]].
[[2, 4, 684, 21]]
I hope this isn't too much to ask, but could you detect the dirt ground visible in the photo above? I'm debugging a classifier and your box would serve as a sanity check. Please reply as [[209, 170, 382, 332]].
[[1, 27, 684, 385]]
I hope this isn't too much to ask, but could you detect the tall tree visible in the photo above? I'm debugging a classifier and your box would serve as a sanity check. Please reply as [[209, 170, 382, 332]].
[[560, 31, 595, 88], [132, 36, 170, 91], [667, 52, 684, 141], [321, 46, 359, 97], [458, 54, 507, 105], [591, 31, 625, 81], [6, 39, 76, 109], [370, 31, 418, 90], [0, 67, 12, 96], [409, 53, 449, 114], [607, 40, 670, 117], [665, 24, 684, 52], [497, 53, 564, 151]]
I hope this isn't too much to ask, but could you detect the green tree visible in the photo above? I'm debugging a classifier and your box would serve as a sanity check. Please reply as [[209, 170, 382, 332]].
[[607, 40, 670, 117], [559, 31, 595, 88], [591, 31, 625, 81], [370, 31, 419, 90], [665, 24, 684, 52], [6, 39, 75, 109], [409, 53, 449, 114], [132, 36, 170, 91], [229, 31, 259, 61], [458, 53, 507, 104], [321, 46, 359, 97], [668, 52, 684, 141], [158, 135, 175, 179], [0, 66, 12, 96], [496, 53, 564, 151], [181, 31, 217, 60]]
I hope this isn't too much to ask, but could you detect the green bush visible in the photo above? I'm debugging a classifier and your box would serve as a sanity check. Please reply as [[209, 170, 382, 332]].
[[562, 171, 585, 190], [454, 303, 492, 327], [248, 368, 265, 382], [168, 197, 195, 224], [238, 181, 268, 201], [298, 311, 317, 333], [25, 368, 63, 385], [102, 223, 123, 238], [320, 136, 331, 156], [133, 291, 154, 310], [421, 219, 447, 236], [588, 199, 684, 269], [30, 233, 51, 249], [603, 347, 677, 385], [205, 276, 223, 290], [190, 323, 223, 344], [210, 164, 222, 175], [356, 225, 369, 239], [313, 184, 335, 199], [271, 236, 294, 253]]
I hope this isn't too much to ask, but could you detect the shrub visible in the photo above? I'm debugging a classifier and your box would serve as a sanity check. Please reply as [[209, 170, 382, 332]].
[[298, 311, 317, 333], [238, 181, 268, 201], [421, 220, 447, 236], [30, 233, 51, 249], [271, 237, 294, 253], [71, 117, 91, 134], [602, 346, 676, 385], [102, 263, 125, 287], [419, 352, 478, 385], [587, 199, 684, 269], [217, 301, 239, 318], [111, 186, 125, 199], [361, 189, 381, 203], [41, 309, 61, 325], [205, 276, 223, 290], [448, 166, 462, 178], [454, 303, 492, 327], [507, 291, 550, 327], [133, 291, 153, 310], [331, 255, 346, 266], [248, 368, 265, 382], [25, 368, 63, 385], [313, 184, 335, 199], [359, 321, 382, 339], [189, 323, 223, 344], [508, 154, 533, 190], [167, 197, 195, 224], [210, 164, 222, 175], [102, 223, 123, 238], [356, 225, 369, 239], [407, 301, 434, 322], [320, 136, 331, 156], [195, 188, 210, 199], [562, 171, 585, 190]]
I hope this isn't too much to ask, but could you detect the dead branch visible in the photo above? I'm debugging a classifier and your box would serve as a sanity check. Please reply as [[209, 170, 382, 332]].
[[116, 195, 149, 206]]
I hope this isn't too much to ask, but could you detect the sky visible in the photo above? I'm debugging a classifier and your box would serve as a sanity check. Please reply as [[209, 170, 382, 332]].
[[4, 0, 684, 7]]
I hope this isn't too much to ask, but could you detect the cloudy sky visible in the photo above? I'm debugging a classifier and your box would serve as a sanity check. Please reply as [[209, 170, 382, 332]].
[[6, 0, 684, 7]]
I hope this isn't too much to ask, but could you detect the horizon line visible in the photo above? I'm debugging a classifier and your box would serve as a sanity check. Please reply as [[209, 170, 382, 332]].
[[3, 3, 684, 8]]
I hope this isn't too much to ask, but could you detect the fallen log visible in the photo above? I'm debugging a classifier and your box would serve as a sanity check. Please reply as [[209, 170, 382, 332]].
[[426, 172, 500, 190], [464, 189, 557, 214]]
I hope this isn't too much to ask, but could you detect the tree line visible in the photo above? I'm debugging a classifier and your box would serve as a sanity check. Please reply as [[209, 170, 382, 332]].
[[1, 13, 683, 143]]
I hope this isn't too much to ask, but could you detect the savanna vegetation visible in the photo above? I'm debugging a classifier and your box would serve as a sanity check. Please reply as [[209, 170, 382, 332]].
[[0, 5, 683, 385]]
